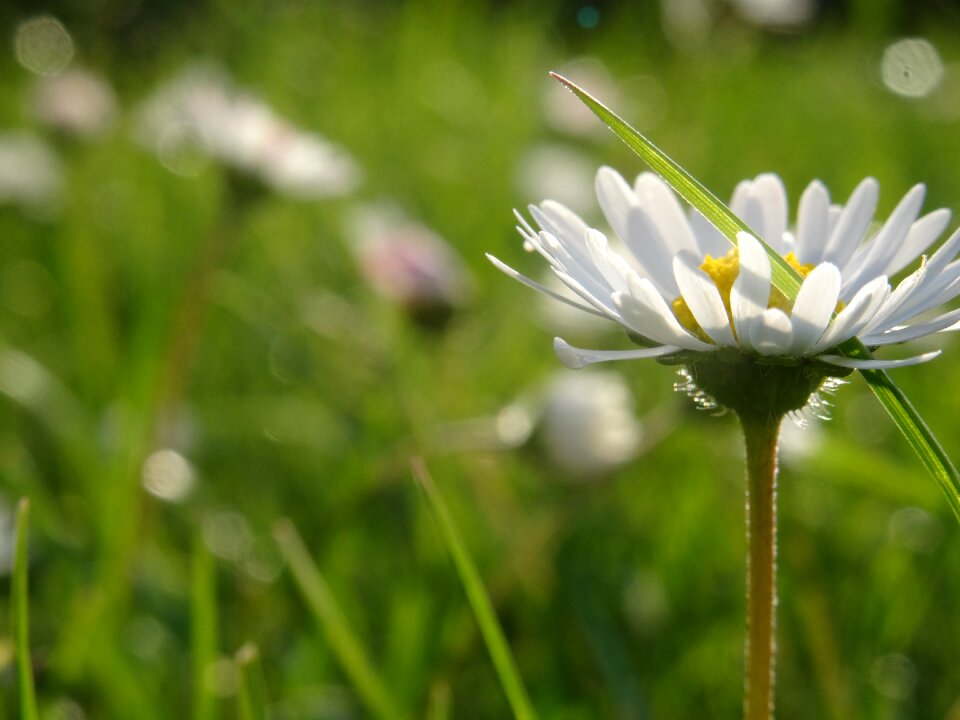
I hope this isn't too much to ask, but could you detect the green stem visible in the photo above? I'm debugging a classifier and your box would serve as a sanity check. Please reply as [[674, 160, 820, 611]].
[[13, 498, 39, 720], [739, 412, 782, 720]]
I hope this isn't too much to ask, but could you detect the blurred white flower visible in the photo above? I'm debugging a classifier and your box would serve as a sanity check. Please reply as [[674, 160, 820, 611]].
[[730, 0, 816, 29], [516, 143, 597, 216], [348, 203, 472, 320], [0, 132, 63, 210], [543, 58, 622, 138], [539, 370, 642, 477], [29, 67, 117, 138], [137, 65, 360, 197], [660, 0, 712, 48]]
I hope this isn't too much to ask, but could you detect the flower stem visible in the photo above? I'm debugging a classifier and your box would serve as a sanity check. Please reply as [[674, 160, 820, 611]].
[[739, 411, 782, 720]]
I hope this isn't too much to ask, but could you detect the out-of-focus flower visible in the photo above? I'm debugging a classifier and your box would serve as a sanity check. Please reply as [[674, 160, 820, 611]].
[[29, 67, 117, 138], [543, 58, 622, 138], [539, 370, 642, 477], [730, 0, 816, 30], [0, 132, 63, 211], [660, 0, 712, 48], [137, 65, 360, 197], [516, 143, 597, 216], [348, 203, 472, 324]]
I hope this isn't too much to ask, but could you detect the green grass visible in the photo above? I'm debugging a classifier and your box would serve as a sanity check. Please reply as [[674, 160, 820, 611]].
[[2, 2, 960, 718]]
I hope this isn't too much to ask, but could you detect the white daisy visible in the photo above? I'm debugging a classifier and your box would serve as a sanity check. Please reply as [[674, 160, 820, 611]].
[[490, 167, 960, 377], [137, 65, 360, 197]]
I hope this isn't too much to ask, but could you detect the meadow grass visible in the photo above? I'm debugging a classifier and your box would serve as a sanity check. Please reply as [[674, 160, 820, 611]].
[[2, 2, 960, 718]]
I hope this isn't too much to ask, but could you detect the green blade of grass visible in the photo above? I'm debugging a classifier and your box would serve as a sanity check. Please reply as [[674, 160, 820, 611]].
[[426, 681, 452, 720], [411, 458, 539, 720], [191, 531, 218, 720], [551, 72, 960, 524], [235, 643, 268, 720], [273, 519, 405, 720], [12, 498, 39, 720], [838, 343, 960, 521]]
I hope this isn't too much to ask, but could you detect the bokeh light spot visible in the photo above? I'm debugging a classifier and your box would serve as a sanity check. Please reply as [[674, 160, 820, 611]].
[[14, 16, 74, 76], [576, 5, 600, 29], [202, 510, 253, 562], [870, 653, 917, 700], [142, 448, 195, 502], [882, 38, 943, 98]]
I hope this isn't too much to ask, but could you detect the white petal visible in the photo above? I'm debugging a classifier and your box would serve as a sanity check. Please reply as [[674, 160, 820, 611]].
[[826, 204, 843, 236], [534, 231, 616, 307], [633, 173, 698, 254], [616, 276, 716, 351], [923, 226, 960, 277], [595, 167, 638, 244], [730, 232, 771, 350], [595, 168, 679, 298], [861, 262, 927, 333], [809, 276, 891, 353], [486, 254, 608, 318], [527, 214, 609, 294], [840, 184, 925, 298], [554, 337, 682, 369], [862, 307, 960, 346], [688, 208, 730, 257], [531, 200, 590, 245], [787, 263, 841, 354], [748, 174, 789, 254], [621, 205, 680, 297], [818, 350, 941, 370], [553, 269, 620, 318], [795, 180, 831, 265], [751, 308, 793, 356], [585, 229, 630, 294], [821, 177, 878, 268], [885, 208, 952, 277], [730, 180, 753, 219], [891, 257, 960, 322], [672, 253, 736, 346]]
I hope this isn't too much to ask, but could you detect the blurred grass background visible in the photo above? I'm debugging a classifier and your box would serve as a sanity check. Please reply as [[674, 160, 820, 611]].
[[1, 0, 960, 718]]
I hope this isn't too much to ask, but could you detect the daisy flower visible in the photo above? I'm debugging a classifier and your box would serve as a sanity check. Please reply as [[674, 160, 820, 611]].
[[490, 168, 960, 384]]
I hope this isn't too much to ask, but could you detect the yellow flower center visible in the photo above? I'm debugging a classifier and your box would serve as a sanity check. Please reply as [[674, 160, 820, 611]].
[[672, 249, 820, 341]]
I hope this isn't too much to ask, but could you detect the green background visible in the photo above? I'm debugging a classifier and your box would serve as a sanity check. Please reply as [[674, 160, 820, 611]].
[[1, 1, 960, 718]]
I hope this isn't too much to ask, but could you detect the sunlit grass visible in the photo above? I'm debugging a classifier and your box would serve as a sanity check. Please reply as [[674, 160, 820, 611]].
[[1, 2, 960, 718]]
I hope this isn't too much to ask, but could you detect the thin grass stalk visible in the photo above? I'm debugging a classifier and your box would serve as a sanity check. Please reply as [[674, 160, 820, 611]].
[[274, 519, 405, 720], [412, 458, 539, 720], [13, 498, 39, 720], [191, 531, 218, 720], [235, 643, 268, 720]]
